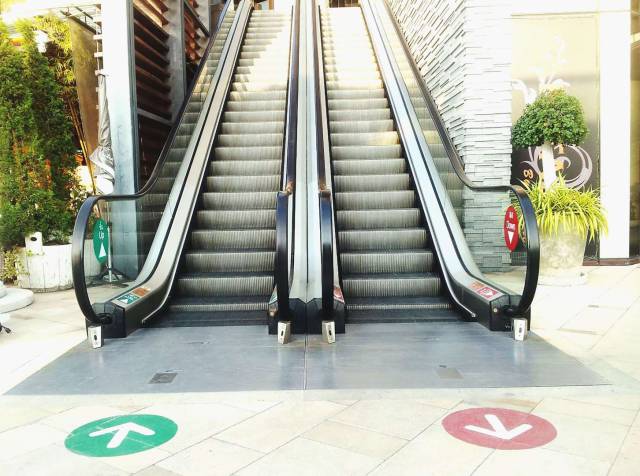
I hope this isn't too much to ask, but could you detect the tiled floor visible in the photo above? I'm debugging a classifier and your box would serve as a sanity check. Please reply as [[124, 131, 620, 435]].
[[0, 264, 639, 475]]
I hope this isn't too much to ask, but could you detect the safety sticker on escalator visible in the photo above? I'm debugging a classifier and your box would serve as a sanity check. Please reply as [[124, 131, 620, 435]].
[[470, 281, 500, 300]]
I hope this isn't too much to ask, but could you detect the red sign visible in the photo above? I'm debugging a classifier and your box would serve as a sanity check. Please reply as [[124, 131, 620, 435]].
[[442, 407, 557, 450], [470, 281, 500, 300], [503, 206, 519, 251]]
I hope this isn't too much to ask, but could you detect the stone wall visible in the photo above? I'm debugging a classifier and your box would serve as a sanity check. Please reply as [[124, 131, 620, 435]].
[[388, 0, 514, 272]]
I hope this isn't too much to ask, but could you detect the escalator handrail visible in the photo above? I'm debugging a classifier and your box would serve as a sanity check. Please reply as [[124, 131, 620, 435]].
[[312, 2, 336, 317], [72, 0, 236, 325], [377, 0, 540, 317], [275, 0, 301, 319]]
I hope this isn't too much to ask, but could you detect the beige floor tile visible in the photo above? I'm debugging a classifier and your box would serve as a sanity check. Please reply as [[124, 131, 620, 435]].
[[40, 405, 126, 432], [0, 443, 126, 476], [0, 422, 66, 462], [94, 446, 172, 474], [330, 399, 446, 439], [236, 437, 380, 476], [531, 410, 629, 463], [136, 465, 181, 476], [157, 437, 262, 476], [561, 306, 625, 335], [370, 420, 491, 476], [462, 396, 540, 412], [609, 426, 640, 476], [303, 420, 406, 459], [414, 397, 463, 410], [534, 397, 637, 426], [560, 393, 640, 411], [136, 403, 255, 454], [0, 404, 54, 432], [473, 447, 610, 476], [216, 401, 345, 453]]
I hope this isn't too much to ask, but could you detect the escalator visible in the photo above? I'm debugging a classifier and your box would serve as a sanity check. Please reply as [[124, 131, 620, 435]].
[[72, 0, 300, 336], [320, 7, 454, 323], [153, 9, 292, 327], [313, 0, 539, 332]]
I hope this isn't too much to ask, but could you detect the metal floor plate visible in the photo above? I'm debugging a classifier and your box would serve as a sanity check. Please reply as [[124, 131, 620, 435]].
[[7, 322, 606, 395]]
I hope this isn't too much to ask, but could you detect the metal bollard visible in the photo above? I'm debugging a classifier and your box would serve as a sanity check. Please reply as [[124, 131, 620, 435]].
[[88, 325, 104, 348], [511, 318, 528, 341], [322, 321, 336, 344], [277, 321, 291, 344]]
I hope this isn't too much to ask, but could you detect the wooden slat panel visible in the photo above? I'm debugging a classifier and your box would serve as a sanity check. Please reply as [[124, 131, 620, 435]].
[[133, 18, 169, 55], [134, 36, 169, 67], [134, 0, 169, 27], [135, 50, 169, 80], [135, 65, 170, 94]]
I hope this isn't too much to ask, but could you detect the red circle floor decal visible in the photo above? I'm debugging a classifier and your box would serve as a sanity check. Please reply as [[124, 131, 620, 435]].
[[442, 407, 557, 450]]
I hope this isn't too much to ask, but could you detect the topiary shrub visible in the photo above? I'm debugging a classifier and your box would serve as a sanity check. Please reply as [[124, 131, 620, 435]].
[[512, 89, 588, 149], [0, 21, 80, 247]]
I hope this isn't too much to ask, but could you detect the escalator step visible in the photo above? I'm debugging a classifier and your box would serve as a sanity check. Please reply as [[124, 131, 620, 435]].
[[176, 272, 273, 297], [334, 174, 410, 192], [329, 108, 391, 121], [329, 118, 393, 133], [201, 191, 277, 210], [217, 133, 283, 147], [196, 209, 276, 229], [343, 273, 442, 298], [226, 100, 286, 112], [337, 209, 420, 229], [221, 121, 284, 135], [223, 110, 286, 123], [211, 160, 281, 175], [206, 175, 279, 192], [333, 158, 406, 175], [184, 250, 275, 273], [341, 250, 434, 274], [335, 190, 415, 210], [190, 228, 276, 250], [331, 144, 402, 160], [338, 228, 428, 250], [214, 146, 282, 161]]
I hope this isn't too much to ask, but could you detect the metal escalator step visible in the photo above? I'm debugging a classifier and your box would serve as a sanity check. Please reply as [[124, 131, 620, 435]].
[[231, 81, 287, 92], [329, 108, 390, 121], [342, 273, 442, 298], [330, 131, 399, 147], [211, 160, 281, 175], [338, 228, 427, 250], [214, 145, 282, 161], [206, 175, 280, 192], [202, 191, 277, 210], [335, 190, 415, 210], [157, 311, 267, 327], [224, 110, 286, 122], [217, 133, 283, 147], [325, 79, 384, 90], [176, 272, 273, 297], [331, 145, 402, 160], [225, 100, 286, 112], [330, 119, 393, 133], [141, 193, 168, 209], [337, 209, 420, 229], [190, 229, 275, 250], [341, 250, 434, 274], [333, 159, 406, 175], [327, 89, 385, 100], [184, 250, 275, 273], [173, 134, 191, 148], [221, 121, 284, 135], [346, 296, 452, 311], [324, 71, 381, 82], [196, 209, 276, 229], [334, 174, 410, 192], [154, 177, 174, 193], [166, 147, 187, 162], [228, 90, 287, 101]]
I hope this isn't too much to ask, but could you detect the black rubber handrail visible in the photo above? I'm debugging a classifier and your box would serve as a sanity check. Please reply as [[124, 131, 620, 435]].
[[72, 0, 236, 325], [312, 2, 335, 317], [378, 0, 539, 317], [274, 0, 300, 320]]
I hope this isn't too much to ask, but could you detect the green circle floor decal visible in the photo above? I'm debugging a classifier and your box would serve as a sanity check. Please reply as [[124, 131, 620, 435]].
[[65, 414, 178, 457]]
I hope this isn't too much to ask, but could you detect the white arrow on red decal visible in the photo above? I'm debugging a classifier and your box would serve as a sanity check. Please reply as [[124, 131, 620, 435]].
[[464, 414, 532, 440]]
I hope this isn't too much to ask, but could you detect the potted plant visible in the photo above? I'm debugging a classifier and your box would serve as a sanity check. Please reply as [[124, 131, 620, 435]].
[[512, 89, 588, 190], [522, 178, 607, 285], [0, 22, 83, 291]]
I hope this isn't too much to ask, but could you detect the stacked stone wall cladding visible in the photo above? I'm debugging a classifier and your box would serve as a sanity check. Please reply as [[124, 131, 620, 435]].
[[389, 0, 514, 272]]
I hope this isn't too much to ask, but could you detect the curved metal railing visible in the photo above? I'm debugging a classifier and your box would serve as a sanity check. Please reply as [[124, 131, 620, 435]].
[[274, 0, 301, 322], [72, 0, 239, 325], [365, 0, 539, 319]]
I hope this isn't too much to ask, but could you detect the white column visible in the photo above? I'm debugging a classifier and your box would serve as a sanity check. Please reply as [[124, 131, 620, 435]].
[[101, 0, 139, 194], [599, 0, 631, 259]]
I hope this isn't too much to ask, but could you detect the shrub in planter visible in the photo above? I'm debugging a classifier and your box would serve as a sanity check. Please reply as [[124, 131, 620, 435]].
[[512, 89, 588, 190], [0, 22, 82, 290], [523, 178, 607, 285]]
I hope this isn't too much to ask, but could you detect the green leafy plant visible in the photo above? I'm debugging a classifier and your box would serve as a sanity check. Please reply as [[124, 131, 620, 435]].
[[520, 177, 607, 242], [0, 20, 80, 247], [0, 247, 26, 282], [512, 89, 588, 149]]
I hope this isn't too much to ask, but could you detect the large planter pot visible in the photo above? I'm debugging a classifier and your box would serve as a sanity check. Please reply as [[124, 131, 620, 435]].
[[16, 232, 72, 292], [539, 224, 587, 286]]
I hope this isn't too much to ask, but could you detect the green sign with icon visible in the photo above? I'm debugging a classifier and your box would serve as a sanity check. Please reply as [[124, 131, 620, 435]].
[[92, 218, 109, 264]]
